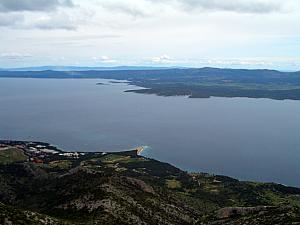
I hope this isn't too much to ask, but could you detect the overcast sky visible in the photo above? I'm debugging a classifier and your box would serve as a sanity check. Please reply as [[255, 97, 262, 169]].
[[0, 0, 299, 70]]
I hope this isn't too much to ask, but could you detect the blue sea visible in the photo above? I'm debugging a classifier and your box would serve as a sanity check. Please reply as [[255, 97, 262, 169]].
[[1, 78, 300, 186]]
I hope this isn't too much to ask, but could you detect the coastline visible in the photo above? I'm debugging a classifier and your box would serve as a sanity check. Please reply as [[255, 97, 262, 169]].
[[1, 139, 299, 190], [1, 139, 300, 224]]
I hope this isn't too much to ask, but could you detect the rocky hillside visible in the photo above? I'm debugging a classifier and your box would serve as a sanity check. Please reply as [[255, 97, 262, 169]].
[[0, 141, 300, 224]]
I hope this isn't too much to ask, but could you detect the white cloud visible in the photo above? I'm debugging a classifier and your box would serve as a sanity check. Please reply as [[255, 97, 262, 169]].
[[151, 54, 172, 63], [93, 56, 117, 63], [0, 52, 32, 60]]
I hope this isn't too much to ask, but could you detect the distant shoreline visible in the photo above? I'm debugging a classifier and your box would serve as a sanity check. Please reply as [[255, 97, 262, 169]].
[[1, 68, 300, 100]]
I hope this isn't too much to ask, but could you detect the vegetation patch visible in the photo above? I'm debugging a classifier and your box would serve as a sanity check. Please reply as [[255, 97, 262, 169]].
[[49, 160, 72, 170], [100, 154, 148, 164], [100, 154, 130, 163], [0, 148, 28, 165], [166, 179, 182, 189]]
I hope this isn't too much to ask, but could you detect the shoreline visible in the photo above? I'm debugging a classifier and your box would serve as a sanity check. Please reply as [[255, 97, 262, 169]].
[[1, 139, 300, 190]]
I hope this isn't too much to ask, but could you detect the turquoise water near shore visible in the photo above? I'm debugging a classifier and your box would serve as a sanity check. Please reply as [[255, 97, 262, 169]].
[[0, 78, 300, 186]]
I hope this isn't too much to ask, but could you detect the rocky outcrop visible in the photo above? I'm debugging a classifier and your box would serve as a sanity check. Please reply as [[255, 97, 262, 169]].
[[126, 177, 155, 195]]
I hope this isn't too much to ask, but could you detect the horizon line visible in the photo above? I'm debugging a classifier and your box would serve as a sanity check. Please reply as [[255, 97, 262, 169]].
[[0, 65, 299, 72]]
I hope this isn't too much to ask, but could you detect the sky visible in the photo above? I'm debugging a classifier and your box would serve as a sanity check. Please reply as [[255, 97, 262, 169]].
[[0, 0, 299, 70]]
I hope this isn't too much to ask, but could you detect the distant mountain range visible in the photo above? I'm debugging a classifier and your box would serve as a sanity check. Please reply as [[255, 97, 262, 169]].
[[0, 66, 186, 71]]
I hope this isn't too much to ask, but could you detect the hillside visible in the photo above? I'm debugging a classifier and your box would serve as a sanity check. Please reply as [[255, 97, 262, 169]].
[[0, 140, 300, 224]]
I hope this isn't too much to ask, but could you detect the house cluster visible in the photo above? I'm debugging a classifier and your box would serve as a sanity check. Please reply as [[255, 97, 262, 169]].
[[26, 144, 87, 161], [0, 141, 63, 163], [58, 152, 86, 159], [28, 145, 59, 155], [1, 140, 106, 165], [26, 145, 59, 163]]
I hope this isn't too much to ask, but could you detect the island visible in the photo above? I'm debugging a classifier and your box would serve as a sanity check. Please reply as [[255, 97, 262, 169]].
[[96, 82, 108, 85], [0, 140, 300, 224], [1, 67, 300, 100]]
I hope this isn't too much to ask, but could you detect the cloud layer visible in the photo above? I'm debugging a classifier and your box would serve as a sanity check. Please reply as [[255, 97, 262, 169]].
[[0, 0, 88, 30], [0, 0, 73, 12], [148, 0, 287, 14], [0, 13, 24, 26], [0, 0, 295, 30], [0, 0, 299, 69]]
